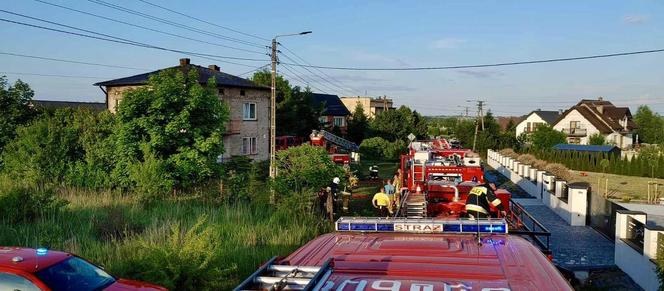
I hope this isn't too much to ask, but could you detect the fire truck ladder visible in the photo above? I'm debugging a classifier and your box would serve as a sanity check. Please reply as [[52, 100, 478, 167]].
[[314, 130, 359, 152], [234, 256, 332, 291], [397, 190, 427, 218]]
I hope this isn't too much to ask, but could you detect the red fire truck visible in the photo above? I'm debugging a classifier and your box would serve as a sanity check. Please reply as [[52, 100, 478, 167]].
[[235, 217, 573, 291], [310, 130, 359, 165]]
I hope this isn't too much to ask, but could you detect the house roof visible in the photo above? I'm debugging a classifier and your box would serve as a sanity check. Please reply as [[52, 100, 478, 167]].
[[32, 100, 106, 111], [93, 63, 268, 90], [554, 99, 635, 134], [311, 93, 351, 116], [553, 144, 620, 153], [532, 110, 560, 124]]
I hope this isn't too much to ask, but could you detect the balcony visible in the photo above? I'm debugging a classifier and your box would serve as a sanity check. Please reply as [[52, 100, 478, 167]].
[[561, 127, 587, 137], [225, 120, 241, 135]]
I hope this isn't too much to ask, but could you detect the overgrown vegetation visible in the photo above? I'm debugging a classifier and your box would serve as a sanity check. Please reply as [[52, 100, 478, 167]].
[[360, 137, 407, 160], [0, 75, 337, 290]]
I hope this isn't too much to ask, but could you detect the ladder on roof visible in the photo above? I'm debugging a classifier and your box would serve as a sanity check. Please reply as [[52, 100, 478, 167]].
[[314, 130, 359, 152], [234, 257, 333, 291]]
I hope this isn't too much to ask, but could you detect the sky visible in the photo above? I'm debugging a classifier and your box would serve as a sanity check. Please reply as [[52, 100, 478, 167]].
[[1, 0, 664, 116]]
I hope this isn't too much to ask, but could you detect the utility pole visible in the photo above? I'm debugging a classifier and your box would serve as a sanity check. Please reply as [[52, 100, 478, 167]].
[[468, 99, 486, 152], [269, 31, 312, 204]]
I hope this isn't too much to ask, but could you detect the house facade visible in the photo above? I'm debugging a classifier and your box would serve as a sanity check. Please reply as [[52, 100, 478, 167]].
[[340, 96, 394, 118], [312, 93, 351, 134], [552, 98, 636, 149], [515, 110, 560, 137], [94, 58, 270, 161]]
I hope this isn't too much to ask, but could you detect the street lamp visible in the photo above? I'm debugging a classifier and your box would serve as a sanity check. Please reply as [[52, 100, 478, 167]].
[[269, 31, 312, 204]]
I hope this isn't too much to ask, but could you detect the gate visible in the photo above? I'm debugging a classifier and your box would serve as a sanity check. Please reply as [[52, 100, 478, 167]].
[[586, 187, 627, 240]]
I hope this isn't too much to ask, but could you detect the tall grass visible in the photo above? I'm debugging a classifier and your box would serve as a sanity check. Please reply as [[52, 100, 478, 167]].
[[0, 187, 328, 290]]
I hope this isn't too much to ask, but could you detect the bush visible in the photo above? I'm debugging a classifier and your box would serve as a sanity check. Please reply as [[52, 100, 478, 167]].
[[120, 215, 236, 290], [0, 182, 67, 223], [129, 147, 174, 206], [499, 148, 518, 158], [93, 205, 144, 241], [545, 163, 572, 181], [274, 145, 344, 195], [533, 159, 549, 169], [517, 154, 537, 165], [360, 137, 406, 160], [588, 133, 606, 145]]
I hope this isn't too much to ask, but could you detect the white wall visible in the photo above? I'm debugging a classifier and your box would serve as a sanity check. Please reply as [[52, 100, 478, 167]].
[[614, 212, 662, 291], [552, 109, 600, 145], [515, 113, 548, 138], [487, 150, 588, 226]]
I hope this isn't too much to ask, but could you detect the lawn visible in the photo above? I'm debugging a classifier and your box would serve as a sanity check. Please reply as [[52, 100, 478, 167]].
[[0, 188, 329, 290], [348, 159, 400, 217], [570, 170, 664, 203]]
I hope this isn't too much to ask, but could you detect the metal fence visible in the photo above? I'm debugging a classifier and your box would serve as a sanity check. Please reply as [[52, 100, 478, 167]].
[[625, 216, 645, 253], [586, 188, 627, 240]]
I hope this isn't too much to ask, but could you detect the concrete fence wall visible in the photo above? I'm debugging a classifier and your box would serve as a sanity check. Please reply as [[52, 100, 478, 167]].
[[487, 149, 588, 226], [614, 210, 663, 291]]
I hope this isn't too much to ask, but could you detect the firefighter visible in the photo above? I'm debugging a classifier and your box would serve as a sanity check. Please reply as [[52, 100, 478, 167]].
[[372, 187, 392, 217], [369, 165, 379, 180], [465, 181, 506, 219]]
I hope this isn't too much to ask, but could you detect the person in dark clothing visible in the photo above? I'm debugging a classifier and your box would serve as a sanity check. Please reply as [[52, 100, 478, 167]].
[[465, 182, 506, 219]]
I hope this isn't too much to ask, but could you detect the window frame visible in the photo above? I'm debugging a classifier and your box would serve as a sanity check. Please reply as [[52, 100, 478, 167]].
[[242, 137, 258, 155], [0, 272, 41, 291], [243, 102, 257, 121], [333, 116, 345, 127]]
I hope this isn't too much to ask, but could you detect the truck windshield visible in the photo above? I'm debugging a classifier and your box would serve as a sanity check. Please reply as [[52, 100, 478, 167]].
[[35, 257, 115, 291]]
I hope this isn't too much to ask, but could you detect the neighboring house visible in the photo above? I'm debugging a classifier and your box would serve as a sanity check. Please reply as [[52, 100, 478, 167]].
[[94, 58, 270, 161], [515, 110, 560, 137], [497, 116, 522, 131], [311, 93, 351, 134], [552, 144, 621, 157], [552, 98, 636, 149], [340, 96, 394, 118], [31, 100, 106, 111]]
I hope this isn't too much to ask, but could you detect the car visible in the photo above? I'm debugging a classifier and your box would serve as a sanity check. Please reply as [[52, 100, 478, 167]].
[[0, 247, 167, 291]]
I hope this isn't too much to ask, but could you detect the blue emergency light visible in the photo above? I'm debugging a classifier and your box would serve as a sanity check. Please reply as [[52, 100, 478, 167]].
[[335, 217, 508, 234], [36, 248, 48, 256]]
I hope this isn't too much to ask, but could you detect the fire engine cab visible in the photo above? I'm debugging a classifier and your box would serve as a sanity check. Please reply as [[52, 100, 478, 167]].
[[235, 217, 573, 291]]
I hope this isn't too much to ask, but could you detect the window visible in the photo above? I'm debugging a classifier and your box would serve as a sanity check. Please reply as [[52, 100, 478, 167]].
[[242, 137, 257, 155], [333, 116, 345, 127], [570, 121, 580, 129], [526, 122, 532, 132], [319, 116, 328, 124], [218, 88, 225, 95], [240, 89, 246, 96], [243, 103, 256, 120], [35, 257, 116, 291], [568, 137, 581, 144], [0, 273, 40, 291]]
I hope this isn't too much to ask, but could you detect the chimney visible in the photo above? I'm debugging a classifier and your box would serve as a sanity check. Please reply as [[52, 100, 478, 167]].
[[598, 96, 603, 101], [558, 109, 563, 115], [179, 58, 190, 67], [208, 65, 220, 72]]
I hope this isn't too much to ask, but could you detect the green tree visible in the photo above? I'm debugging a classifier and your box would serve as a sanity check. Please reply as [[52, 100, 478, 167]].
[[588, 133, 606, 145], [0, 77, 36, 157], [273, 144, 344, 195], [251, 71, 320, 136], [634, 105, 664, 144], [530, 125, 566, 150], [114, 68, 229, 189], [370, 106, 427, 142], [1, 110, 80, 185], [347, 103, 369, 143]]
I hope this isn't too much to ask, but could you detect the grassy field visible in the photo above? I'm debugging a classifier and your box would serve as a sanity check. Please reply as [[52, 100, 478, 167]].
[[348, 159, 400, 216], [570, 170, 664, 202], [0, 188, 329, 290]]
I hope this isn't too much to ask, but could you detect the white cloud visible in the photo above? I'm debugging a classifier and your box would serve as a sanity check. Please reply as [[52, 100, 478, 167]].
[[430, 38, 466, 49], [623, 15, 649, 24]]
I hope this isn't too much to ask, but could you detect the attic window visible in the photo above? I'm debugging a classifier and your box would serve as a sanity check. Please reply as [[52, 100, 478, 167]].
[[240, 89, 246, 96]]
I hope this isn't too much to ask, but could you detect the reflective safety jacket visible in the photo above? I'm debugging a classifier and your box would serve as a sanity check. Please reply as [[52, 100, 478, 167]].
[[465, 185, 505, 214]]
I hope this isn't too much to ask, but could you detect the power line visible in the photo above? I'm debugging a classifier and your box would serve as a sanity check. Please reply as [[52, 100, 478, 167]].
[[87, 0, 266, 49], [33, 0, 266, 55], [279, 64, 329, 94], [0, 71, 107, 79], [279, 53, 344, 95], [238, 64, 270, 77], [0, 10, 267, 62], [281, 48, 664, 71], [279, 44, 362, 95], [0, 17, 262, 68], [136, 0, 269, 42], [0, 51, 149, 70]]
